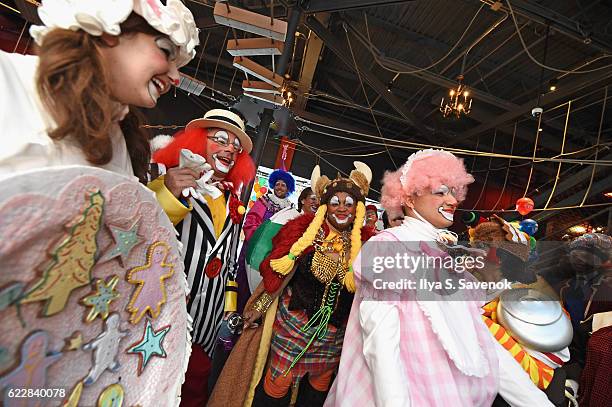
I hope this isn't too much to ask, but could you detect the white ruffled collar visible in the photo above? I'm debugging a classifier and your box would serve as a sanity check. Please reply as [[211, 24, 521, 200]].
[[265, 191, 292, 210], [402, 216, 440, 240], [401, 215, 459, 246]]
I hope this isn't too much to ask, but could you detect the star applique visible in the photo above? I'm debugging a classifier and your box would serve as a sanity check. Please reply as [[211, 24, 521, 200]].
[[102, 218, 143, 266], [63, 332, 84, 351], [0, 347, 9, 366], [81, 275, 120, 323], [126, 319, 170, 375]]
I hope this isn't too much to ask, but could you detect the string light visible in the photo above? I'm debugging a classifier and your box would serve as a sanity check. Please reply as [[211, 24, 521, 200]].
[[295, 117, 611, 165], [455, 202, 612, 213], [0, 1, 20, 13]]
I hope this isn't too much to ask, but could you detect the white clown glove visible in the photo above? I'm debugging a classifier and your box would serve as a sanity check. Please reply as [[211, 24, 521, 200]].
[[178, 149, 222, 200], [195, 168, 222, 199]]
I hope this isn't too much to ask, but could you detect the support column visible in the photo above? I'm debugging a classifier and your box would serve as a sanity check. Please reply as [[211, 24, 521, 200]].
[[242, 6, 302, 203]]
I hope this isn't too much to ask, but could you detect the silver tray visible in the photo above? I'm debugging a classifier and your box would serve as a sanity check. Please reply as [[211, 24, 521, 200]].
[[497, 288, 573, 352]]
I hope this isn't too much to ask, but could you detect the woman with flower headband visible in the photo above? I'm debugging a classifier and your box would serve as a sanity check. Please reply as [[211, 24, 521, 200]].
[[0, 0, 199, 183], [0, 2, 199, 405], [326, 149, 552, 407]]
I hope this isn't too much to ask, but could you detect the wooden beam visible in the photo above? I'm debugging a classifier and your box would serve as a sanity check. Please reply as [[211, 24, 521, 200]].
[[242, 80, 280, 94], [294, 14, 330, 111], [226, 38, 284, 56], [244, 91, 285, 106], [214, 2, 287, 42], [232, 56, 282, 87]]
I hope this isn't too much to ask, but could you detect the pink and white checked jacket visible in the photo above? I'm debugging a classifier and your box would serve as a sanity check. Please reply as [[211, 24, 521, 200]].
[[325, 218, 553, 407]]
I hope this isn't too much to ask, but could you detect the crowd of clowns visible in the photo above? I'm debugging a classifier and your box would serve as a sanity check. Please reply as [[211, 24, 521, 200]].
[[0, 1, 610, 406]]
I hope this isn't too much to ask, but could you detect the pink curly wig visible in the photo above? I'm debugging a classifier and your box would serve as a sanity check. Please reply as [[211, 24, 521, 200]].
[[152, 127, 256, 192], [381, 149, 474, 213]]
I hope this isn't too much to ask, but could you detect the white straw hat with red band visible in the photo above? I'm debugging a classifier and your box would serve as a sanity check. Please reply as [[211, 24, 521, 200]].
[[186, 109, 253, 154]]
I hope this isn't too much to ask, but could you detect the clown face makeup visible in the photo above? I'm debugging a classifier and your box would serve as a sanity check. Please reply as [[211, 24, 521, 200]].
[[205, 129, 241, 178], [326, 192, 356, 231], [101, 33, 180, 108], [366, 209, 378, 227], [274, 180, 288, 199], [432, 185, 457, 223], [301, 194, 319, 214], [406, 185, 458, 229]]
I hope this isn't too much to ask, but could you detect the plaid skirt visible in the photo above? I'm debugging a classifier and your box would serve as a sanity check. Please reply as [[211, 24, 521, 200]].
[[268, 287, 346, 382]]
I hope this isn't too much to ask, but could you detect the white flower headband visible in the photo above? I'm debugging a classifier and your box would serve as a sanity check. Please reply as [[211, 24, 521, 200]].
[[29, 0, 199, 67], [399, 148, 457, 188]]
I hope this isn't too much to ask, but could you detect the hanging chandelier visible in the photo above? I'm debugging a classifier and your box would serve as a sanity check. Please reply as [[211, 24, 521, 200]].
[[440, 75, 472, 118], [280, 86, 295, 107]]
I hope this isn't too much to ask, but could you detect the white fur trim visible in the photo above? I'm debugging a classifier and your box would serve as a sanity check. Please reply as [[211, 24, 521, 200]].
[[150, 134, 174, 153]]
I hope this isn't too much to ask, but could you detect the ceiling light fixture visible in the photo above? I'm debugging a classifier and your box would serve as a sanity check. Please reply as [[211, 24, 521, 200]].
[[177, 74, 206, 96], [568, 225, 587, 235], [440, 75, 472, 118], [548, 78, 558, 92], [438, 10, 507, 120], [387, 73, 399, 93], [280, 87, 295, 107]]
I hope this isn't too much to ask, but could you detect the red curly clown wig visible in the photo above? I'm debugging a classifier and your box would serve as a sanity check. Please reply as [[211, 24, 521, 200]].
[[152, 127, 256, 192]]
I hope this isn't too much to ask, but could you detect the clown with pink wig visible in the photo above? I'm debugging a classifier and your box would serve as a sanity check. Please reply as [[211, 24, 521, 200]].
[[325, 149, 552, 407]]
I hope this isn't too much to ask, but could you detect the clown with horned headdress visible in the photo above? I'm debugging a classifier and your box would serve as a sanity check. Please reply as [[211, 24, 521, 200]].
[[208, 162, 376, 407]]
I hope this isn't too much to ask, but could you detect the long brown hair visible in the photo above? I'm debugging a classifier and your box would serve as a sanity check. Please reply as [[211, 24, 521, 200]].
[[36, 14, 160, 183]]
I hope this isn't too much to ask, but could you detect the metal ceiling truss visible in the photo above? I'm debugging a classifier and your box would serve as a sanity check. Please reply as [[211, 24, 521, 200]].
[[304, 14, 431, 138], [300, 0, 414, 14], [490, 0, 612, 54], [342, 18, 520, 111], [455, 67, 612, 144]]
